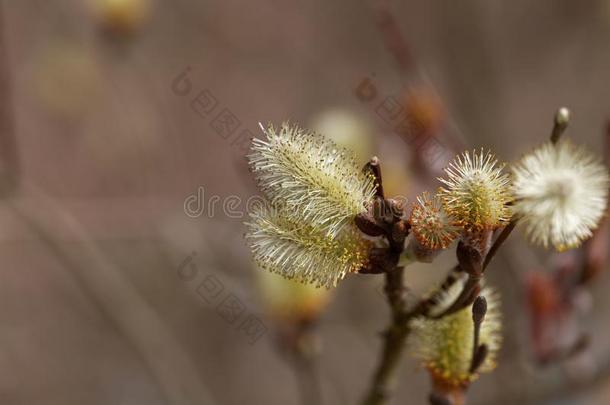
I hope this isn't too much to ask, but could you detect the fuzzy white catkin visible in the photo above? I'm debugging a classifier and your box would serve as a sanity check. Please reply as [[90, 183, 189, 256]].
[[512, 139, 609, 251], [249, 122, 376, 237]]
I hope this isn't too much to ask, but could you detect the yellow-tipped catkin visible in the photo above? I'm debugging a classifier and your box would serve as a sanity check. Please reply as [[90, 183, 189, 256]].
[[249, 122, 376, 237], [410, 286, 502, 387], [245, 204, 371, 288], [438, 150, 512, 230]]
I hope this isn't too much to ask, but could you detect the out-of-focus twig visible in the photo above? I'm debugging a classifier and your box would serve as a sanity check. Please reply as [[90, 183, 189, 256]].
[[276, 320, 324, 405], [9, 183, 218, 405], [0, 3, 19, 197], [372, 0, 413, 75], [370, 0, 465, 183], [579, 120, 610, 285]]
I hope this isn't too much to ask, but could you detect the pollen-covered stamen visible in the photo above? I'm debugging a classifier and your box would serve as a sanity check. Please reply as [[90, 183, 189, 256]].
[[438, 150, 512, 230], [409, 192, 458, 250]]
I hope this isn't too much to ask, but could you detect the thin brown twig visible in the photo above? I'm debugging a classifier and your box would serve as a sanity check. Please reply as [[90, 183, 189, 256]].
[[360, 157, 470, 405], [409, 265, 462, 317], [360, 157, 414, 405], [361, 259, 474, 404], [482, 219, 518, 271], [362, 267, 410, 405], [362, 265, 463, 405]]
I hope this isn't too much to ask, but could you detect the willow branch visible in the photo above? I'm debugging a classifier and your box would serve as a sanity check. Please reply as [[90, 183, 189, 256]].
[[360, 157, 413, 405], [362, 267, 409, 405], [482, 219, 517, 272]]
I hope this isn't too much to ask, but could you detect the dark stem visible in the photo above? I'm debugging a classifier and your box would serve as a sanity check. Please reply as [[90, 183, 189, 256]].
[[360, 157, 496, 405], [362, 107, 568, 404], [482, 219, 517, 272], [362, 264, 463, 405], [410, 265, 462, 317], [469, 296, 487, 373], [361, 156, 414, 405], [431, 242, 484, 319], [433, 275, 480, 319], [362, 267, 411, 405]]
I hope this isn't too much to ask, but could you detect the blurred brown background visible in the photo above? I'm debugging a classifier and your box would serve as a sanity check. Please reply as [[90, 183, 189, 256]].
[[2, 0, 610, 404]]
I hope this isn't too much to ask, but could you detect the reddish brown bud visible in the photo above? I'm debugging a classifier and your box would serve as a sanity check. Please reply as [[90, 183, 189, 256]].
[[355, 213, 385, 237]]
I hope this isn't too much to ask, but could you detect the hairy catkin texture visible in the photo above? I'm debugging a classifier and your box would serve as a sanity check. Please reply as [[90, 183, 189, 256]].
[[245, 204, 371, 288], [438, 150, 511, 230], [410, 286, 502, 387], [410, 192, 458, 250], [249, 122, 376, 237], [512, 139, 609, 251]]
